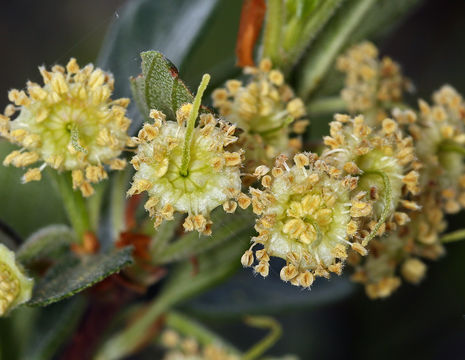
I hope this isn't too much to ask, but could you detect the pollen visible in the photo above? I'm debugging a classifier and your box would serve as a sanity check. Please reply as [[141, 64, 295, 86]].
[[323, 114, 419, 246], [128, 83, 246, 235], [212, 59, 309, 172], [337, 42, 410, 125], [242, 153, 365, 288], [1, 58, 131, 196], [409, 85, 465, 214]]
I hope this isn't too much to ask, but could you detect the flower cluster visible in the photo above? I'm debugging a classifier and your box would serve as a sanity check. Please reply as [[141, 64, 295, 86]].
[[344, 73, 465, 298], [409, 85, 465, 213], [242, 152, 367, 287], [161, 329, 239, 360], [337, 42, 411, 125], [212, 59, 308, 173], [322, 114, 419, 242], [0, 244, 33, 316], [128, 75, 249, 235], [1, 58, 131, 196]]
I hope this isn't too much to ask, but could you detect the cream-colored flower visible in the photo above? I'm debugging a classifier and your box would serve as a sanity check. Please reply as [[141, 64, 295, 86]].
[[2, 58, 131, 196], [128, 75, 247, 235], [322, 114, 419, 245], [337, 42, 410, 125], [243, 153, 369, 288], [0, 244, 33, 316], [161, 330, 239, 360], [350, 190, 445, 299], [212, 59, 308, 172], [407, 85, 465, 213]]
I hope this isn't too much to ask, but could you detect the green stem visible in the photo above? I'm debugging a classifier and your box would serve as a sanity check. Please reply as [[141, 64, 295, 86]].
[[361, 170, 392, 247], [261, 0, 284, 63], [87, 181, 106, 232], [48, 171, 90, 243], [95, 236, 244, 360], [241, 316, 282, 360], [164, 311, 240, 355], [297, 0, 376, 99], [306, 96, 347, 115], [179, 74, 210, 177], [438, 143, 465, 156], [282, 0, 344, 69], [110, 169, 131, 237], [440, 229, 465, 243]]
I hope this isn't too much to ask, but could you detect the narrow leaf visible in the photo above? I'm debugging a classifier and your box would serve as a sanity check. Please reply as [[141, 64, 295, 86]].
[[23, 296, 87, 360], [17, 225, 75, 265], [28, 247, 133, 306], [95, 227, 252, 360], [297, 0, 377, 99]]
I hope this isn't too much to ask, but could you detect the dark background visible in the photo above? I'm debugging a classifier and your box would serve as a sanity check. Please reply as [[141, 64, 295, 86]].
[[1, 1, 465, 359]]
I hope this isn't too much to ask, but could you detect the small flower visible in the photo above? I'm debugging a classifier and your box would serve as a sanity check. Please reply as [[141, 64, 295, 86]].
[[322, 114, 419, 246], [0, 244, 34, 316], [161, 329, 239, 360], [350, 190, 445, 299], [212, 59, 308, 172], [407, 85, 465, 213], [337, 42, 411, 125], [128, 75, 247, 235], [1, 58, 131, 196], [243, 153, 368, 288]]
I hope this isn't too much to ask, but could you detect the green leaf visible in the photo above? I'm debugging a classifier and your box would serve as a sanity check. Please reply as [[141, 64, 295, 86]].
[[28, 247, 133, 306], [95, 225, 252, 360], [263, 0, 344, 70], [0, 141, 67, 238], [97, 0, 221, 133], [0, 307, 39, 360], [350, 0, 422, 42], [22, 296, 87, 360], [16, 225, 75, 265], [181, 270, 355, 319], [154, 208, 254, 265], [297, 0, 377, 100], [131, 51, 195, 121], [297, 0, 423, 100], [163, 311, 240, 354], [177, 0, 242, 90], [98, 0, 219, 99]]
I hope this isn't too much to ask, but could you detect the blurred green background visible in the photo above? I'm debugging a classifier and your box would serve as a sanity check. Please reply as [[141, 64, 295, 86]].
[[1, 1, 465, 359]]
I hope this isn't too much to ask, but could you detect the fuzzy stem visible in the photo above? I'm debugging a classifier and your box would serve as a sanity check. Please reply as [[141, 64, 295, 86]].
[[261, 0, 283, 64], [440, 229, 465, 243], [297, 0, 376, 99], [282, 0, 344, 69], [111, 169, 131, 236], [164, 311, 240, 355], [361, 170, 392, 247], [179, 74, 210, 177], [241, 316, 282, 360], [49, 171, 90, 243], [87, 182, 106, 232]]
